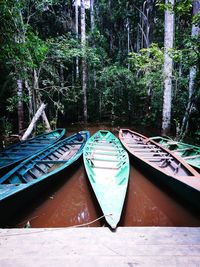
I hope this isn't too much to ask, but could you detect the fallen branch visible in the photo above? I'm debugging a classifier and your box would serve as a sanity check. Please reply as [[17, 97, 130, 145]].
[[21, 103, 46, 140]]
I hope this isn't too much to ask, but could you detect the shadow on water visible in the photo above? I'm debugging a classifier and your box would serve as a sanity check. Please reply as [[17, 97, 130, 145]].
[[4, 125, 200, 228], [120, 158, 200, 227], [7, 160, 102, 228]]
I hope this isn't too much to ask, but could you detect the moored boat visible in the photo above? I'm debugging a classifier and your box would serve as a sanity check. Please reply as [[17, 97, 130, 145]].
[[119, 129, 200, 211], [150, 136, 200, 172], [0, 131, 90, 226], [83, 130, 129, 229], [0, 128, 66, 175]]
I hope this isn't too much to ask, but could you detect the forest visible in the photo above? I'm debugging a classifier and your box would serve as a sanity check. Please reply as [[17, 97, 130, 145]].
[[0, 0, 200, 142]]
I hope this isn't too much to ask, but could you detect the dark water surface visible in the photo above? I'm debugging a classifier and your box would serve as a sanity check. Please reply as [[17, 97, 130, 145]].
[[8, 125, 200, 227]]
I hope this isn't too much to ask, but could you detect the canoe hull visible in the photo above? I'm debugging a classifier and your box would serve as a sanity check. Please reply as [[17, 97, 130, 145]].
[[0, 131, 90, 227], [150, 136, 200, 172], [0, 159, 81, 227], [119, 129, 200, 211], [83, 130, 129, 229], [0, 128, 66, 175]]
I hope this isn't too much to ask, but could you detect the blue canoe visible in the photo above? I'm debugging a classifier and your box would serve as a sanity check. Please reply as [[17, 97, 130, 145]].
[[0, 130, 90, 226], [0, 128, 65, 174]]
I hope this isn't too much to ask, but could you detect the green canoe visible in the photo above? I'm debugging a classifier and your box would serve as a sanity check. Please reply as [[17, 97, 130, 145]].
[[83, 130, 130, 229], [151, 136, 200, 171]]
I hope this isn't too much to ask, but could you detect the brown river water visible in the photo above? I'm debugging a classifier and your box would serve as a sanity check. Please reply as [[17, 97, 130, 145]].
[[6, 125, 200, 228]]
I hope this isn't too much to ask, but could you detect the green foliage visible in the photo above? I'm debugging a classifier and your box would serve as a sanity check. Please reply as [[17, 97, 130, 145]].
[[174, 0, 192, 16], [26, 30, 49, 66], [156, 1, 174, 12], [156, 0, 192, 15], [47, 35, 81, 62], [97, 65, 135, 120], [129, 44, 164, 71], [0, 0, 199, 134], [129, 44, 164, 125], [0, 117, 13, 137], [192, 12, 200, 25], [6, 94, 29, 112]]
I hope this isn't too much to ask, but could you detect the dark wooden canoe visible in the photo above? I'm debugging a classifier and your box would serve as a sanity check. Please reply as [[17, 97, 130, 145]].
[[0, 131, 90, 226], [0, 128, 66, 175], [150, 136, 200, 172], [119, 129, 200, 211]]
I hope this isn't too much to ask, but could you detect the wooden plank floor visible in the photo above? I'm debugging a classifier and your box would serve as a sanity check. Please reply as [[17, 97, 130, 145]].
[[0, 227, 200, 266]]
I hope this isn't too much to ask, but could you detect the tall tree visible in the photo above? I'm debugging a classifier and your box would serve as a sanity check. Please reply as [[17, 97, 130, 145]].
[[75, 0, 79, 79], [17, 79, 24, 134], [81, 0, 87, 123], [161, 0, 175, 135], [90, 0, 95, 32], [179, 0, 200, 138]]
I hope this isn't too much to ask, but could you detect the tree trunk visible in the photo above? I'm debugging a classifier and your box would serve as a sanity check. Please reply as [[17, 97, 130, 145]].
[[90, 0, 97, 112], [22, 103, 46, 140], [109, 0, 113, 54], [90, 0, 95, 32], [25, 80, 33, 123], [136, 23, 140, 52], [127, 16, 130, 69], [60, 64, 64, 88], [81, 0, 87, 123], [179, 0, 200, 139], [146, 0, 155, 47], [161, 0, 175, 135], [75, 0, 79, 80], [17, 79, 24, 134]]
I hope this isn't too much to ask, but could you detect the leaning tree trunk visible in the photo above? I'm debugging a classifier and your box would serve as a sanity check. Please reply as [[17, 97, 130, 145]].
[[21, 103, 46, 140], [17, 79, 24, 134], [81, 0, 87, 123], [179, 0, 200, 139], [161, 0, 175, 135]]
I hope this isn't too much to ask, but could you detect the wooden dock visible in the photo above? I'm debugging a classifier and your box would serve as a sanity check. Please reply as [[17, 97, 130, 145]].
[[0, 227, 200, 266]]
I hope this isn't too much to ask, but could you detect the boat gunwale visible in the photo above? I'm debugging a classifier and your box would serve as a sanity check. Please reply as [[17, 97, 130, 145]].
[[119, 129, 200, 179], [0, 131, 90, 194], [150, 136, 200, 170], [0, 129, 66, 171]]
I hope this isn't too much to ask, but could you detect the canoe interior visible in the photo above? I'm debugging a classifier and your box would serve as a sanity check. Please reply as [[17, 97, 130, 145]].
[[0, 131, 89, 188], [84, 130, 129, 186], [151, 136, 200, 170], [120, 129, 197, 177], [0, 129, 65, 171], [83, 130, 129, 228]]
